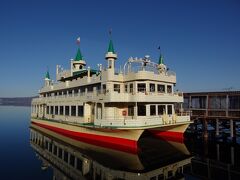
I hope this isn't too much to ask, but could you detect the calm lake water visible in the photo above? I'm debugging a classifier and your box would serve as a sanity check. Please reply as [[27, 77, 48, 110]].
[[1, 106, 240, 180]]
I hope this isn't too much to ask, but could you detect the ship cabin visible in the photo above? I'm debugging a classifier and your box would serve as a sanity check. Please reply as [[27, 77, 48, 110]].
[[31, 40, 190, 129]]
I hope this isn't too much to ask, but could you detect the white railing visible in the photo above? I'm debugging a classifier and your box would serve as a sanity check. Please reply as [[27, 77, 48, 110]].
[[176, 111, 192, 116], [34, 89, 184, 101]]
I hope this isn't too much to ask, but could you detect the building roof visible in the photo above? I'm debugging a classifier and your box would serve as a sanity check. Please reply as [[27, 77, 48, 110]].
[[60, 69, 99, 81], [107, 39, 115, 53], [158, 54, 164, 64], [75, 48, 83, 61], [45, 71, 50, 79]]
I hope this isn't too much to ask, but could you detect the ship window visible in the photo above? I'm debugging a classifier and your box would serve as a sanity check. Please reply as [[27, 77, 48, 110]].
[[150, 177, 157, 180], [50, 106, 54, 114], [125, 84, 128, 93], [167, 85, 172, 93], [45, 141, 48, 149], [74, 89, 78, 94], [150, 83, 155, 92], [138, 83, 146, 92], [128, 106, 134, 116], [130, 83, 133, 93], [158, 174, 164, 180], [47, 106, 49, 114], [49, 143, 52, 152], [167, 105, 172, 115], [78, 106, 84, 117], [114, 84, 120, 93], [102, 84, 106, 93], [76, 158, 83, 171], [58, 148, 63, 159], [138, 105, 146, 116], [70, 154, 75, 167], [53, 145, 57, 155], [150, 105, 156, 116], [55, 106, 58, 115], [65, 106, 69, 116], [60, 106, 64, 115], [108, 60, 113, 68], [158, 105, 165, 115], [157, 84, 165, 93], [168, 170, 173, 178], [71, 106, 76, 116], [96, 84, 101, 93], [87, 86, 93, 92], [64, 151, 68, 163]]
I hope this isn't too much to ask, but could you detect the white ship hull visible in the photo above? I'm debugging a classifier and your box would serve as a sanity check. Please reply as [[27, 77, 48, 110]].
[[31, 118, 191, 153]]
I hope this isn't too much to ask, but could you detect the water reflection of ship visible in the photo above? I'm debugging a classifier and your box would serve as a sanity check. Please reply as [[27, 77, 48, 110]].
[[30, 124, 192, 180]]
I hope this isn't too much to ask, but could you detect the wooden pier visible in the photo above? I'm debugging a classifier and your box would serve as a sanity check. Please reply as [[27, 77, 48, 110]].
[[183, 91, 240, 140]]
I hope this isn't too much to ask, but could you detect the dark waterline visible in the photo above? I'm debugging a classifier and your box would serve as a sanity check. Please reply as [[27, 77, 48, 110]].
[[1, 106, 240, 179]]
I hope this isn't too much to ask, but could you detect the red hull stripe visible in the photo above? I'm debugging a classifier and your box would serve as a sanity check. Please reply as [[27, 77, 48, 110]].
[[149, 130, 184, 143], [32, 121, 138, 154]]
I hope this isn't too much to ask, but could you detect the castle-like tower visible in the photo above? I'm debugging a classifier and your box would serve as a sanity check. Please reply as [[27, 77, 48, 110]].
[[71, 47, 86, 74], [105, 39, 117, 70], [44, 70, 51, 87], [157, 54, 167, 74]]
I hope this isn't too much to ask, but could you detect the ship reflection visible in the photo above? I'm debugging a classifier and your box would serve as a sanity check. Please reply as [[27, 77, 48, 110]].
[[30, 127, 192, 180]]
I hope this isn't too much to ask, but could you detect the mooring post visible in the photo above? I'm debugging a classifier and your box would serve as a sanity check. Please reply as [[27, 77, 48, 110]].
[[230, 119, 236, 142], [203, 118, 208, 139], [216, 118, 219, 137]]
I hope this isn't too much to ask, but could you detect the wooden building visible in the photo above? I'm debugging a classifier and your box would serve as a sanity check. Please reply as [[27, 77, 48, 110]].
[[183, 91, 240, 139]]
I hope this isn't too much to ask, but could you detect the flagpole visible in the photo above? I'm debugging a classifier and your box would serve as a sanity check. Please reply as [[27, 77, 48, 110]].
[[109, 28, 112, 39]]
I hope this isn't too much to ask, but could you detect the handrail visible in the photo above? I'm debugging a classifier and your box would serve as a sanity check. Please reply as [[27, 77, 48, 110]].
[[33, 89, 184, 101]]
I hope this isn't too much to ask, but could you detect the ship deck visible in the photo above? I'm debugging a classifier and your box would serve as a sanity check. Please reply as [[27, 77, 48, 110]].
[[31, 117, 192, 130]]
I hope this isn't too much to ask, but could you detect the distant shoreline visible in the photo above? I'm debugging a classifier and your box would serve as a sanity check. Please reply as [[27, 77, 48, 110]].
[[0, 97, 35, 107]]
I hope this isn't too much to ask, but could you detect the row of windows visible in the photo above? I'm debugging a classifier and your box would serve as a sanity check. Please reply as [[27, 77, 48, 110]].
[[42, 82, 173, 97], [184, 95, 240, 110], [128, 104, 173, 116], [44, 140, 83, 171], [46, 105, 84, 117], [116, 83, 172, 93], [42, 84, 101, 97], [30, 131, 83, 172]]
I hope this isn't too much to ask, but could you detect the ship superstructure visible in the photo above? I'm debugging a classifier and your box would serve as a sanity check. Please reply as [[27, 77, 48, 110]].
[[31, 37, 191, 152]]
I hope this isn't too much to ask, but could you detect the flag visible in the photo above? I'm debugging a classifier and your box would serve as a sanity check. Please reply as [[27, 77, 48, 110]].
[[76, 37, 80, 45]]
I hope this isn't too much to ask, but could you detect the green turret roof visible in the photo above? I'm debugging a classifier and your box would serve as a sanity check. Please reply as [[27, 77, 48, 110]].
[[158, 54, 164, 64], [107, 39, 115, 53], [45, 71, 50, 79], [75, 48, 83, 61]]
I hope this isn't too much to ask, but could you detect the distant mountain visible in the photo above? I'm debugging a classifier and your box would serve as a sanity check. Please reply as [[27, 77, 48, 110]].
[[0, 97, 36, 106]]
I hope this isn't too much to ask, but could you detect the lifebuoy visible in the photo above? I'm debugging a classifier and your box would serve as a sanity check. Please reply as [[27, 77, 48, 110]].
[[122, 110, 127, 116]]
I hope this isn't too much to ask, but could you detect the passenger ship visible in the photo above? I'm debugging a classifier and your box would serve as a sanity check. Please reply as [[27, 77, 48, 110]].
[[31, 37, 191, 153]]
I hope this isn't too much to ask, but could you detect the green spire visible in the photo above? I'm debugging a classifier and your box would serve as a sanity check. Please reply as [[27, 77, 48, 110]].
[[75, 48, 83, 61], [158, 54, 164, 64], [45, 71, 50, 79], [107, 39, 115, 53]]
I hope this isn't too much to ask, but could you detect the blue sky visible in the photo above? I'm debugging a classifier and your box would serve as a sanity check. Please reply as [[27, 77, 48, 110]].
[[0, 0, 239, 97]]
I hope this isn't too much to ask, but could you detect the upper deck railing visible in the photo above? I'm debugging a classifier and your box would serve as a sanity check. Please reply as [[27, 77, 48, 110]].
[[122, 56, 176, 76], [32, 89, 184, 104]]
